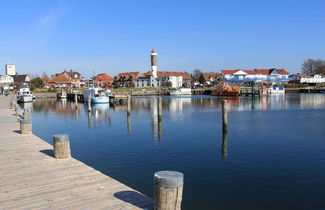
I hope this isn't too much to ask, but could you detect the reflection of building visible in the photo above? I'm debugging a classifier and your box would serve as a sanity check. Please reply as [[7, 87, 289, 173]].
[[151, 97, 162, 140]]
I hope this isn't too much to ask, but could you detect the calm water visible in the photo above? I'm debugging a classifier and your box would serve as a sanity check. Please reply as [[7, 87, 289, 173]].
[[23, 94, 325, 210]]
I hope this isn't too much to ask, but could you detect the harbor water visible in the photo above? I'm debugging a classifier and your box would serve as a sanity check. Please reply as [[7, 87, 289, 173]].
[[25, 94, 325, 210]]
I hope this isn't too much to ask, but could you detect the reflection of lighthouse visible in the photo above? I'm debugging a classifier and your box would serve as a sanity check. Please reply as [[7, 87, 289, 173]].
[[151, 97, 162, 140], [150, 48, 158, 87]]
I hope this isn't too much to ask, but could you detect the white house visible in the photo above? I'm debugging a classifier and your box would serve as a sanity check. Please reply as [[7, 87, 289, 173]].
[[300, 74, 325, 83], [0, 75, 14, 84], [221, 68, 289, 84]]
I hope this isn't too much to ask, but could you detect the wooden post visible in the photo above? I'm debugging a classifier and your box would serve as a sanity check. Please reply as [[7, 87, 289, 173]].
[[88, 96, 91, 112], [53, 134, 71, 159], [20, 119, 32, 134], [158, 97, 162, 121], [127, 95, 131, 115], [154, 171, 184, 210], [221, 100, 228, 133]]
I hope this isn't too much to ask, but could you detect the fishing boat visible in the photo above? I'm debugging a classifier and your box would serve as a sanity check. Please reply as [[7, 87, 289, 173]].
[[84, 87, 110, 104], [211, 82, 240, 96], [16, 87, 35, 103], [170, 88, 192, 95]]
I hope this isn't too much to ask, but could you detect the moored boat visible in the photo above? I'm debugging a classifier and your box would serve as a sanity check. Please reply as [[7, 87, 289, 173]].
[[84, 88, 110, 104], [211, 82, 240, 96], [16, 87, 35, 103], [170, 88, 192, 95]]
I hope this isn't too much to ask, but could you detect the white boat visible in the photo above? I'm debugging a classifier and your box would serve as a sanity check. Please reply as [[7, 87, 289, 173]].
[[170, 88, 192, 96], [16, 87, 35, 103], [268, 86, 285, 94], [84, 88, 110, 104]]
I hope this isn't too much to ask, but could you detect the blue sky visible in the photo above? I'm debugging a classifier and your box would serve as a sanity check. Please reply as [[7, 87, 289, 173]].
[[0, 0, 324, 78]]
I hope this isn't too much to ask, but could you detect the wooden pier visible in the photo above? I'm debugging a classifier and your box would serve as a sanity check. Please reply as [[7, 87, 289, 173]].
[[0, 96, 153, 209]]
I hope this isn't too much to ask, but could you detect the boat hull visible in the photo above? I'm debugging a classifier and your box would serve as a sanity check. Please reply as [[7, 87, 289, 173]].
[[91, 97, 110, 104], [18, 95, 34, 103]]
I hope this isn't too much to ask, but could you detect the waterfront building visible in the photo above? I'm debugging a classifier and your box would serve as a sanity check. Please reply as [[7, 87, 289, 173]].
[[54, 70, 83, 88], [5, 64, 16, 76], [221, 68, 289, 84], [48, 73, 73, 88], [0, 75, 14, 94], [96, 73, 114, 88], [12, 74, 31, 85], [114, 72, 140, 87], [202, 72, 224, 85], [299, 74, 325, 83], [135, 48, 191, 88]]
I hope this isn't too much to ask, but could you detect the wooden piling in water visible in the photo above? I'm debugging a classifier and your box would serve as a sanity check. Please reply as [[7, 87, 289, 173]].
[[154, 171, 184, 210], [53, 134, 71, 159], [127, 95, 131, 115], [222, 100, 228, 133], [20, 119, 32, 134]]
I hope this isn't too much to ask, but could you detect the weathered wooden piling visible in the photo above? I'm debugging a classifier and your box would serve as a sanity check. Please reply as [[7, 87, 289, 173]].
[[53, 134, 71, 159], [221, 100, 228, 133], [154, 171, 184, 210], [127, 95, 131, 115], [20, 119, 32, 134], [23, 111, 31, 121], [87, 96, 91, 112]]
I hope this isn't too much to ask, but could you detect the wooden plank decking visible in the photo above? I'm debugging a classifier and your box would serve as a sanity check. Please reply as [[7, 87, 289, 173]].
[[0, 96, 153, 209]]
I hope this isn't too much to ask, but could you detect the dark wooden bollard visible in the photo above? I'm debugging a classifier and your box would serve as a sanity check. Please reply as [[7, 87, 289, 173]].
[[221, 100, 228, 133], [154, 171, 184, 210], [20, 119, 32, 134], [53, 134, 71, 159]]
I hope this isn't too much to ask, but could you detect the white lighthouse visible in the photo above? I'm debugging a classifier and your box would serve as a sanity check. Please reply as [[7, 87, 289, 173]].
[[151, 48, 158, 78]]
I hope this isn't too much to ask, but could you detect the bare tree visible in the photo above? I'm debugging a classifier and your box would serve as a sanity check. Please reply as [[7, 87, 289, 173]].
[[302, 59, 325, 74], [193, 69, 203, 80]]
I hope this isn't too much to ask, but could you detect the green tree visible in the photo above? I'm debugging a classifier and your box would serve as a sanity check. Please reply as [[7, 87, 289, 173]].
[[31, 77, 45, 89], [161, 81, 172, 88]]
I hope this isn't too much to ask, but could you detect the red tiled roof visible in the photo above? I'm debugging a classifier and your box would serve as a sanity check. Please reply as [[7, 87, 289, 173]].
[[115, 72, 140, 79], [144, 71, 192, 80], [49, 74, 73, 83], [254, 69, 272, 75], [277, 69, 289, 75], [221, 70, 238, 74], [243, 70, 256, 74], [203, 72, 222, 80], [97, 73, 113, 81]]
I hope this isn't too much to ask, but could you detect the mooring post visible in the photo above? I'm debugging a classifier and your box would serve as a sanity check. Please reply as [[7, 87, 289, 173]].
[[221, 100, 228, 133], [87, 96, 91, 112], [53, 134, 71, 159], [127, 95, 131, 115], [154, 171, 184, 210], [20, 119, 32, 134], [158, 97, 162, 120], [23, 111, 31, 121]]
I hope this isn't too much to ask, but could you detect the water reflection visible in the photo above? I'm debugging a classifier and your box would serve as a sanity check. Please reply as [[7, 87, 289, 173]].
[[221, 131, 228, 158], [32, 94, 325, 138]]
